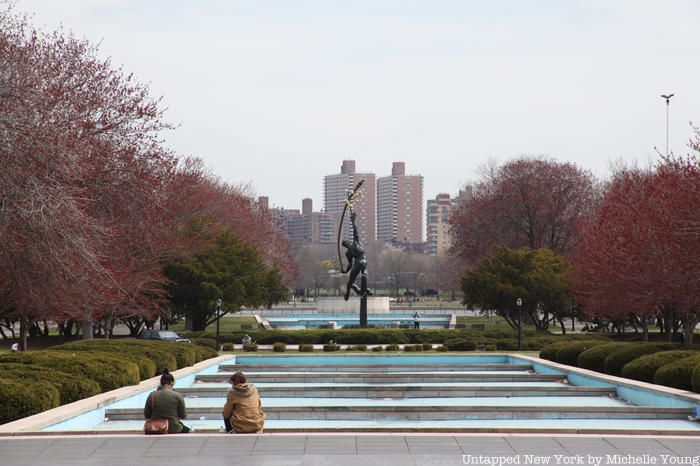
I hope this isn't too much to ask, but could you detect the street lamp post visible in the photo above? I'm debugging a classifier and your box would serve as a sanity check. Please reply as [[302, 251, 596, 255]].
[[215, 298, 222, 352], [516, 298, 523, 351]]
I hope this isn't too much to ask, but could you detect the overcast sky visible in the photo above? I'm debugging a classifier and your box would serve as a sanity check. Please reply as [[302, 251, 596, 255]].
[[17, 0, 700, 211]]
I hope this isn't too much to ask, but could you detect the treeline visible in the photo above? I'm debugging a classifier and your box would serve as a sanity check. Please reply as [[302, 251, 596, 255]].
[[0, 7, 296, 348], [452, 138, 700, 345]]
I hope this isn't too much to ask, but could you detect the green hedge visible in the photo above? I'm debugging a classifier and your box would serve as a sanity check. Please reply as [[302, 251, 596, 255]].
[[495, 339, 519, 350], [191, 338, 218, 350], [0, 351, 140, 391], [621, 350, 700, 383], [0, 379, 60, 424], [653, 354, 700, 391], [299, 344, 314, 352], [604, 343, 680, 376], [1, 363, 101, 404], [539, 342, 572, 361], [323, 343, 341, 352], [554, 341, 608, 366], [0, 338, 221, 425], [189, 345, 219, 362], [444, 338, 477, 351], [153, 342, 197, 367], [577, 343, 628, 372], [47, 342, 156, 380], [51, 340, 177, 374], [221, 343, 234, 351], [185, 328, 596, 351], [273, 342, 286, 352], [692, 363, 700, 392], [404, 344, 425, 352], [190, 329, 482, 345]]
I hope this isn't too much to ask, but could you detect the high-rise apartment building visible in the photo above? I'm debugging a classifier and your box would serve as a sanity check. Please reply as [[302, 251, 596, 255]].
[[426, 188, 473, 256], [260, 197, 339, 244], [323, 160, 376, 243], [377, 162, 423, 245]]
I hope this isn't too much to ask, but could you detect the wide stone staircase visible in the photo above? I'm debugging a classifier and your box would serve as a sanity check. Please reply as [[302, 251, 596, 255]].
[[94, 355, 700, 434]]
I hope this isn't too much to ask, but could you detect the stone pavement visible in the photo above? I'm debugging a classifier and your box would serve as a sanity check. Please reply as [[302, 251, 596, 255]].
[[1, 434, 698, 466]]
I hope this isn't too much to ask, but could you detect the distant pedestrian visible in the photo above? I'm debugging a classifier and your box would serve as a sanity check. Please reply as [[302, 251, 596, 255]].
[[413, 312, 420, 329], [242, 334, 252, 347], [10, 342, 19, 352]]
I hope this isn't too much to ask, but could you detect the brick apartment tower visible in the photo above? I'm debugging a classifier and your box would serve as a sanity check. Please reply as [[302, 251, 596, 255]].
[[377, 162, 424, 244], [323, 160, 376, 243]]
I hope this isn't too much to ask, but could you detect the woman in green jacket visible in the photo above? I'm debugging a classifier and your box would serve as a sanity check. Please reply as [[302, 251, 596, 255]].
[[144, 369, 190, 433]]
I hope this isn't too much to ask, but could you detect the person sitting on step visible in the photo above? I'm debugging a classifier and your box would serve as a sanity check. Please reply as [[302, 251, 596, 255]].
[[222, 371, 265, 434]]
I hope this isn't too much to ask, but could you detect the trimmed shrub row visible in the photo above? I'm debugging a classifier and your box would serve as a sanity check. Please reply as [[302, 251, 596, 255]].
[[1, 350, 140, 392], [539, 340, 700, 393], [655, 354, 700, 391], [577, 343, 627, 372], [185, 328, 573, 349], [1, 363, 101, 405], [0, 380, 60, 425], [0, 338, 220, 425], [603, 343, 679, 376], [620, 350, 698, 383]]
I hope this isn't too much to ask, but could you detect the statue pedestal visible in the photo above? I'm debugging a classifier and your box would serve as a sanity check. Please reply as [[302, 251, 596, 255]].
[[317, 297, 390, 313]]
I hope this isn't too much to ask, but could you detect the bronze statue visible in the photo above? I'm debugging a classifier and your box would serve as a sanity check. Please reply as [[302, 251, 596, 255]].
[[341, 211, 372, 300], [337, 180, 372, 301]]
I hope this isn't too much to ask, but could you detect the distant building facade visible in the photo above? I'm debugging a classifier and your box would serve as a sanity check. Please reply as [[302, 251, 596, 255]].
[[260, 197, 339, 244], [323, 160, 376, 243], [377, 162, 423, 246], [426, 188, 472, 256]]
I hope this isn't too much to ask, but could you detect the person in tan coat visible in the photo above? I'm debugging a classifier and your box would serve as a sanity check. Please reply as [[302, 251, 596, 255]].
[[222, 371, 265, 433]]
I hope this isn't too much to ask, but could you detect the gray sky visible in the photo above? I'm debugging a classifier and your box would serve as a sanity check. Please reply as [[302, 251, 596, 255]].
[[18, 0, 700, 211]]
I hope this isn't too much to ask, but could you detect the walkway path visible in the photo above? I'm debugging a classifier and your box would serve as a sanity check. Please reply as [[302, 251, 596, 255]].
[[1, 433, 697, 465]]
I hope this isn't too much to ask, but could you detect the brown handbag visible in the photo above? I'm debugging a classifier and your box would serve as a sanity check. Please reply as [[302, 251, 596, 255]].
[[144, 392, 169, 435]]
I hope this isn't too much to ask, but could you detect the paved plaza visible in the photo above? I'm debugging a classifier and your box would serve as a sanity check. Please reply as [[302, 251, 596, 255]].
[[1, 434, 698, 466]]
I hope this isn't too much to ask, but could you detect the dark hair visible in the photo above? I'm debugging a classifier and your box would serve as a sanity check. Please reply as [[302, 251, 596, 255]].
[[230, 372, 246, 385], [160, 368, 175, 386]]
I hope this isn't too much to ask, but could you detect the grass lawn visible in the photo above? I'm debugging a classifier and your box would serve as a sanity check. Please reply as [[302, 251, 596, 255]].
[[455, 314, 523, 331], [169, 315, 259, 333]]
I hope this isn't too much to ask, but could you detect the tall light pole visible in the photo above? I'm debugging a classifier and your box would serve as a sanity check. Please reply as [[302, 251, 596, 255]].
[[661, 93, 674, 156], [516, 298, 523, 351], [215, 298, 222, 352]]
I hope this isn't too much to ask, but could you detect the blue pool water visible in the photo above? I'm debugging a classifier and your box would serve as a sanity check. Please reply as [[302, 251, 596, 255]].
[[265, 313, 451, 328]]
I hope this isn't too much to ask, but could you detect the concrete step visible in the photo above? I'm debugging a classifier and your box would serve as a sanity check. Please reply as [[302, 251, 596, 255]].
[[106, 405, 693, 421], [195, 373, 565, 383], [219, 363, 534, 373], [177, 384, 615, 398], [51, 418, 700, 436]]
